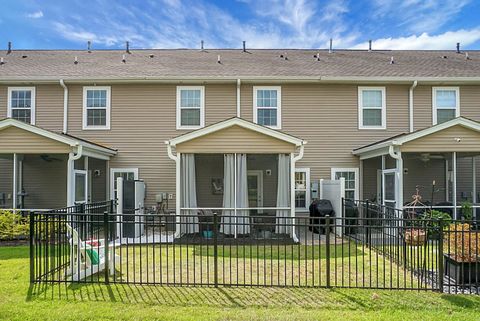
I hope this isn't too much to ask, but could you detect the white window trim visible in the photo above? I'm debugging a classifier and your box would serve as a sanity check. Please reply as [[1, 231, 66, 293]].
[[7, 87, 36, 125], [432, 86, 460, 125], [295, 167, 310, 212], [253, 86, 282, 129], [82, 86, 111, 130], [110, 168, 139, 200], [358, 86, 386, 130], [176, 86, 205, 130], [331, 168, 359, 200]]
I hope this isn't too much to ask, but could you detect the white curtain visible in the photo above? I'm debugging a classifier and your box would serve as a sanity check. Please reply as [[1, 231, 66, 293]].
[[275, 154, 291, 234], [236, 154, 250, 235], [221, 154, 235, 235], [180, 154, 199, 234]]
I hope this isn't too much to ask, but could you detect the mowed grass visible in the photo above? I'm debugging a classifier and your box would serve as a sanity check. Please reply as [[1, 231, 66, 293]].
[[2, 246, 480, 320], [111, 242, 425, 289]]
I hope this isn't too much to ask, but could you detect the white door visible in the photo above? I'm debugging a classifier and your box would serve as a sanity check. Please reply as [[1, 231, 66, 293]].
[[74, 170, 88, 204], [382, 169, 398, 208], [247, 170, 263, 214]]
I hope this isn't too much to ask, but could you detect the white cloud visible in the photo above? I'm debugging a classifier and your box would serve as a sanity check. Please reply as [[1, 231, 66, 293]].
[[27, 10, 44, 19], [351, 28, 480, 50], [372, 0, 472, 33]]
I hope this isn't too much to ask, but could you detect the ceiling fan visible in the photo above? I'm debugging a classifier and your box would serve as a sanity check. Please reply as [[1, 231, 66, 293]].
[[415, 153, 444, 163], [40, 154, 63, 162]]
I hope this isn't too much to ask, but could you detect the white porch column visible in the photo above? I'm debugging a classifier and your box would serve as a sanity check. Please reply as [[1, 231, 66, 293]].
[[359, 159, 364, 200], [396, 151, 404, 210], [175, 152, 181, 237], [12, 153, 17, 209], [84, 156, 89, 202], [66, 153, 74, 207], [453, 152, 457, 219]]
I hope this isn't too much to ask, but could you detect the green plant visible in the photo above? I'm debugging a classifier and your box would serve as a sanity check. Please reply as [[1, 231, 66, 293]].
[[461, 201, 473, 220], [421, 209, 451, 238], [0, 210, 29, 240]]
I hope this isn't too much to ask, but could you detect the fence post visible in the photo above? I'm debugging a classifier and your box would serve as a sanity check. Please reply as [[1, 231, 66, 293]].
[[325, 215, 331, 288], [437, 218, 444, 292], [29, 211, 35, 283], [213, 213, 219, 288], [104, 211, 110, 285], [365, 200, 370, 245]]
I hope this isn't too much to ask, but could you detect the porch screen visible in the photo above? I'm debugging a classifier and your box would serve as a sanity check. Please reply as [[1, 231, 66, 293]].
[[180, 154, 199, 234]]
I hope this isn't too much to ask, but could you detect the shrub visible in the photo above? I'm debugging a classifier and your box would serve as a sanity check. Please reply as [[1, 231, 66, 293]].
[[0, 210, 29, 240], [461, 201, 473, 220], [444, 223, 480, 262]]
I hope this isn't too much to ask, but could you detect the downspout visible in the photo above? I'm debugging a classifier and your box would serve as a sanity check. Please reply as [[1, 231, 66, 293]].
[[165, 141, 181, 237], [409, 80, 418, 133], [236, 79, 241, 117], [389, 144, 403, 213], [67, 145, 83, 206], [60, 79, 69, 134], [291, 142, 306, 243]]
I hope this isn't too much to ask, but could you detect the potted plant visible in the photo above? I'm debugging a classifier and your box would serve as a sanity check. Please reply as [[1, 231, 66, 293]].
[[444, 223, 480, 285]]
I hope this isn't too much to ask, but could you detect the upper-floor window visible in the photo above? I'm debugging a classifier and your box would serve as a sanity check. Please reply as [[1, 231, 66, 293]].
[[253, 86, 281, 129], [358, 87, 386, 129], [331, 168, 359, 201], [176, 86, 205, 130], [83, 86, 111, 130], [433, 87, 459, 125], [8, 87, 35, 124], [295, 168, 310, 211]]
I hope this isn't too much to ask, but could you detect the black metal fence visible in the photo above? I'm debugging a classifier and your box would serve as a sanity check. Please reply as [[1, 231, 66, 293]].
[[30, 200, 479, 294]]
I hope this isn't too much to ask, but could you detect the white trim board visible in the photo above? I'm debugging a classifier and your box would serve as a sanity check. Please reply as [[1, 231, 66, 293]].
[[253, 86, 282, 130], [432, 86, 460, 125], [176, 85, 205, 130], [82, 86, 111, 130], [358, 86, 386, 130]]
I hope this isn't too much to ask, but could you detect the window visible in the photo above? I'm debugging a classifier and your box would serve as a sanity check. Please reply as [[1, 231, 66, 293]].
[[83, 86, 111, 130], [8, 87, 35, 124], [253, 86, 281, 129], [110, 168, 139, 200], [331, 168, 359, 200], [176, 86, 205, 129], [358, 87, 386, 129], [295, 168, 310, 211], [433, 87, 459, 125]]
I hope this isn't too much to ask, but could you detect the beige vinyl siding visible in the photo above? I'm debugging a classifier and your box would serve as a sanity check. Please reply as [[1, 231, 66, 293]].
[[257, 84, 409, 182], [35, 85, 64, 132], [0, 157, 13, 208], [176, 125, 296, 154], [402, 125, 480, 152], [413, 85, 480, 131], [0, 127, 71, 154], [0, 86, 7, 119], [67, 84, 237, 207]]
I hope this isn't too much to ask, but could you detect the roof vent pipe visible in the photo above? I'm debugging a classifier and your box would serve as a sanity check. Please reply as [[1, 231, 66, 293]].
[[217, 55, 221, 63], [390, 56, 394, 64], [126, 41, 130, 54], [456, 42, 460, 53], [74, 56, 78, 64], [7, 41, 12, 54], [329, 38, 333, 53], [466, 52, 470, 60], [122, 54, 126, 63], [201, 40, 204, 51], [368, 40, 372, 52], [0, 57, 4, 65], [242, 41, 246, 52], [87, 41, 91, 53]]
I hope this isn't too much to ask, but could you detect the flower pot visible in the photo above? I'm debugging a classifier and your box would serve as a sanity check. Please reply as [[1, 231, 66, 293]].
[[404, 228, 427, 246], [444, 254, 480, 285]]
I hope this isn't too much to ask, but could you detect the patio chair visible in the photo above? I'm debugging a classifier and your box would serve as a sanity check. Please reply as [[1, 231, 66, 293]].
[[66, 224, 120, 281]]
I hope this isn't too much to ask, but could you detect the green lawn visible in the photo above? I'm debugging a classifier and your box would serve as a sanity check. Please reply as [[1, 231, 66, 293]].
[[1, 246, 480, 320]]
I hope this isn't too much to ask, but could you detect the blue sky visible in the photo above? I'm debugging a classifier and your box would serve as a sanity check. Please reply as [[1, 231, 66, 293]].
[[1, 0, 480, 50]]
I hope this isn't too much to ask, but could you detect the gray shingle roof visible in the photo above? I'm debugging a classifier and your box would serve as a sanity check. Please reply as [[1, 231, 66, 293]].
[[1, 49, 479, 80]]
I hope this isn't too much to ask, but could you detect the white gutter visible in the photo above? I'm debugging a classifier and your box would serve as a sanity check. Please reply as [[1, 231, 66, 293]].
[[291, 142, 306, 243], [409, 80, 418, 133], [388, 145, 401, 160], [60, 79, 68, 134], [236, 79, 241, 117]]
